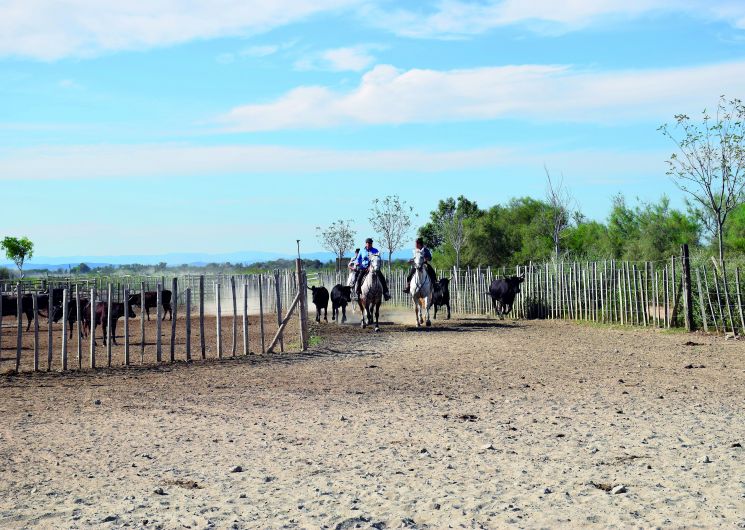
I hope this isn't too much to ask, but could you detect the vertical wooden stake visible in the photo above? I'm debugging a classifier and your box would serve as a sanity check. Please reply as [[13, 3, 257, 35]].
[[274, 270, 284, 353], [185, 287, 191, 361], [16, 283, 22, 372], [32, 293, 39, 372], [258, 274, 265, 354], [231, 276, 237, 357], [696, 268, 708, 333], [123, 287, 130, 366], [76, 286, 82, 369], [170, 277, 178, 362], [702, 266, 718, 332], [140, 282, 145, 364], [736, 268, 745, 335], [156, 283, 162, 362], [106, 284, 113, 367], [199, 275, 206, 359], [61, 288, 68, 371], [90, 287, 96, 368], [215, 282, 222, 358], [243, 282, 249, 355], [681, 244, 694, 332]]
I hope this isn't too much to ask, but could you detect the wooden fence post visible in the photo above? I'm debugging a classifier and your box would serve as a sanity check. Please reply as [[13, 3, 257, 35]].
[[274, 270, 284, 353], [156, 283, 162, 362], [736, 268, 745, 335], [681, 244, 694, 332], [90, 287, 96, 368], [170, 277, 178, 362], [76, 285, 82, 369], [199, 275, 206, 359], [702, 266, 719, 332], [15, 282, 22, 371], [140, 282, 145, 363], [124, 287, 130, 366], [107, 284, 113, 367], [258, 274, 265, 354], [296, 260, 309, 351], [215, 282, 222, 358], [231, 276, 237, 357], [185, 287, 191, 361], [696, 268, 708, 332], [32, 293, 39, 371], [243, 282, 249, 355], [61, 288, 68, 371]]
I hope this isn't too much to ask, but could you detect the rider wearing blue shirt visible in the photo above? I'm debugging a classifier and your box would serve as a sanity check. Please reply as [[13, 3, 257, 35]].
[[353, 237, 391, 301]]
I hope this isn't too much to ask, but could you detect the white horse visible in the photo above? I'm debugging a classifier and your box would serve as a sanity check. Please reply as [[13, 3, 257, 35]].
[[358, 253, 383, 331], [410, 249, 434, 327]]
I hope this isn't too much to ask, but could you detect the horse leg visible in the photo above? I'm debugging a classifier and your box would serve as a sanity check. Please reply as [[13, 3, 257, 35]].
[[358, 300, 366, 328], [425, 296, 432, 327], [447, 302, 451, 320], [324, 304, 328, 322], [341, 305, 347, 323], [374, 303, 380, 331]]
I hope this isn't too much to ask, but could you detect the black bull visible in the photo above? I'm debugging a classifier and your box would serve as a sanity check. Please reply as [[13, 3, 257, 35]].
[[488, 275, 525, 319]]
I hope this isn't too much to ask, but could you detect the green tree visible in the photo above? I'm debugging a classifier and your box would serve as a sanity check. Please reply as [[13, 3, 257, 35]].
[[316, 219, 356, 272], [1, 236, 34, 278], [419, 196, 480, 269], [660, 96, 745, 267], [369, 195, 416, 276]]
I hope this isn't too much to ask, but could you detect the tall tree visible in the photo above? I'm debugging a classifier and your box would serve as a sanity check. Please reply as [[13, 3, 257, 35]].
[[1, 236, 34, 278], [316, 219, 356, 272], [659, 96, 745, 267], [369, 195, 415, 276], [544, 166, 574, 258], [419, 196, 479, 269]]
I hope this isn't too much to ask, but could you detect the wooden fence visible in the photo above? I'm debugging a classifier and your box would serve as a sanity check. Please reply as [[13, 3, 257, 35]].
[[1, 266, 309, 374]]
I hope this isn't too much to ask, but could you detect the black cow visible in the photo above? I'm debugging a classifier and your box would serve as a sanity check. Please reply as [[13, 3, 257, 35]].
[[330, 284, 352, 323], [92, 301, 136, 345], [1, 295, 35, 331], [433, 278, 451, 320], [308, 286, 329, 322], [489, 275, 525, 319], [53, 298, 92, 339], [128, 289, 172, 321]]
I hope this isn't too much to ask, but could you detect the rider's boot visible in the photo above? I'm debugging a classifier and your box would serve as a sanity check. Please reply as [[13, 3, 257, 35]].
[[403, 268, 414, 293]]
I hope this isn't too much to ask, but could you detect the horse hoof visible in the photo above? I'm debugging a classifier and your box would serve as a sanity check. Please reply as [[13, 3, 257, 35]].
[[374, 326, 380, 332], [426, 320, 431, 327]]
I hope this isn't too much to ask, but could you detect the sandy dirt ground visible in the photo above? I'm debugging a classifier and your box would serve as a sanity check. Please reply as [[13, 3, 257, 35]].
[[0, 312, 302, 373], [1, 314, 744, 529]]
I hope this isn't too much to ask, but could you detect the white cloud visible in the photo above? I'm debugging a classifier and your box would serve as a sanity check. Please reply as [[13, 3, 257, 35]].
[[218, 60, 745, 131], [0, 0, 356, 60], [295, 44, 383, 72], [0, 142, 664, 181], [367, 0, 745, 38]]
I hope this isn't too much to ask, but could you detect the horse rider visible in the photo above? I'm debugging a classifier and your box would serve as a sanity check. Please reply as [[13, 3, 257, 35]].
[[353, 238, 391, 301], [403, 237, 437, 293]]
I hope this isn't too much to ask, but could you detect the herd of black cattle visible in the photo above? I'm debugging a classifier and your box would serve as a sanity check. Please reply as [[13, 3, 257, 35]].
[[1, 274, 524, 344], [0, 288, 172, 345], [306, 275, 525, 323]]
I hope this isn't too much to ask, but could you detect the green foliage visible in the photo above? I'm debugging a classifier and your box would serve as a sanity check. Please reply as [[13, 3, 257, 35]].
[[0, 267, 11, 280], [420, 193, 703, 269], [1, 236, 34, 277]]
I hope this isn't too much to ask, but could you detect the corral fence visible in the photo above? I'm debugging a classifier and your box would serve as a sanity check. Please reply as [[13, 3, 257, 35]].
[[310, 244, 740, 335], [1, 263, 310, 374]]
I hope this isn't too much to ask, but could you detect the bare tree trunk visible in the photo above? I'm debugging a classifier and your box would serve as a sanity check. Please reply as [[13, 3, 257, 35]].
[[718, 223, 725, 271], [388, 250, 392, 278]]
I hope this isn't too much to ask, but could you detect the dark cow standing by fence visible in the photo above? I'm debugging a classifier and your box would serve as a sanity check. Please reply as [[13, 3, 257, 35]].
[[1, 295, 35, 331], [128, 289, 172, 321], [92, 301, 136, 345], [489, 275, 525, 319], [330, 284, 352, 323], [53, 298, 92, 339], [308, 286, 329, 323], [433, 278, 451, 320]]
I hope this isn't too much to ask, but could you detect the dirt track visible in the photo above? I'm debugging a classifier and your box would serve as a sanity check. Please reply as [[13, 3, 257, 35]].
[[1, 317, 744, 528]]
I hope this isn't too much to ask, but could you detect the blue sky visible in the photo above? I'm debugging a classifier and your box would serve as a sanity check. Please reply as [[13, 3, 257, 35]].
[[2, 0, 745, 258]]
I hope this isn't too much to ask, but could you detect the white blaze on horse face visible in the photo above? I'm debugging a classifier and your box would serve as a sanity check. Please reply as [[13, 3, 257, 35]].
[[369, 253, 380, 272], [413, 249, 424, 269]]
